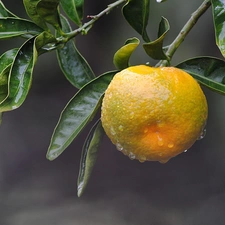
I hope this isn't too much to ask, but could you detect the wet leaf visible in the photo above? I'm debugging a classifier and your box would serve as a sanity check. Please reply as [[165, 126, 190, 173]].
[[176, 56, 225, 94], [60, 0, 84, 26], [36, 0, 61, 30], [57, 15, 95, 88], [0, 18, 44, 39], [47, 71, 117, 161], [113, 37, 140, 70], [0, 1, 17, 17], [23, 0, 49, 30], [211, 0, 225, 57], [0, 37, 38, 112], [122, 0, 150, 42], [77, 119, 104, 197], [0, 49, 18, 103], [35, 31, 57, 54], [143, 17, 169, 60]]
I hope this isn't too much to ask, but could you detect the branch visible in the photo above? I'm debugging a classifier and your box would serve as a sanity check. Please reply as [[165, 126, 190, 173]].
[[157, 0, 211, 67], [64, 0, 127, 42]]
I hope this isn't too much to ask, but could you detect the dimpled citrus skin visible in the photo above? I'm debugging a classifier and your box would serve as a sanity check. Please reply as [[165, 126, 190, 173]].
[[101, 65, 208, 163]]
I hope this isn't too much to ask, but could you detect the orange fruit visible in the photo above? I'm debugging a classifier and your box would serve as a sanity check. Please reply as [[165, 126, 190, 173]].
[[101, 65, 208, 163]]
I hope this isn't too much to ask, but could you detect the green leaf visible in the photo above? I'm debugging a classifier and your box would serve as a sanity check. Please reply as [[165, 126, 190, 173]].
[[176, 56, 225, 94], [35, 31, 57, 54], [23, 0, 49, 30], [0, 48, 18, 70], [0, 37, 38, 112], [0, 18, 44, 39], [47, 71, 118, 161], [0, 49, 18, 103], [36, 0, 61, 30], [60, 0, 84, 26], [0, 1, 17, 17], [211, 0, 225, 57], [57, 15, 95, 88], [143, 17, 169, 60], [113, 37, 140, 70], [122, 0, 150, 42], [77, 119, 104, 197]]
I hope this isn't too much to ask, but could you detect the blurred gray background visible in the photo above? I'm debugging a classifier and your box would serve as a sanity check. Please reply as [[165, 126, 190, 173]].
[[1, 0, 225, 224]]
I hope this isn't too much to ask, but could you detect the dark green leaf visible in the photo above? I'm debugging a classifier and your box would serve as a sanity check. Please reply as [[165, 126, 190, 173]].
[[0, 48, 18, 69], [77, 119, 104, 197], [176, 56, 225, 94], [143, 17, 169, 60], [113, 37, 140, 70], [0, 65, 11, 104], [35, 31, 57, 54], [0, 37, 38, 112], [47, 71, 118, 161], [60, 0, 84, 26], [0, 18, 44, 39], [0, 1, 17, 17], [0, 49, 18, 103], [57, 15, 95, 88], [211, 0, 225, 57], [23, 0, 49, 30], [36, 0, 61, 30], [122, 0, 150, 42]]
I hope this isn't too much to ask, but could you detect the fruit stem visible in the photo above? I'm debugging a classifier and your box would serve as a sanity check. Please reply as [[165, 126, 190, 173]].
[[157, 0, 211, 67], [65, 0, 127, 41]]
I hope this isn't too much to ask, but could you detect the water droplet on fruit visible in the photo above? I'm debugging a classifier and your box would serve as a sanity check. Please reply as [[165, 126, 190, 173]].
[[118, 125, 123, 131], [197, 127, 206, 140], [130, 112, 134, 119], [184, 149, 188, 153], [144, 128, 148, 133], [159, 159, 169, 164], [128, 152, 136, 160], [168, 143, 174, 148], [138, 155, 146, 163], [157, 134, 164, 146], [110, 127, 116, 136], [116, 143, 123, 151]]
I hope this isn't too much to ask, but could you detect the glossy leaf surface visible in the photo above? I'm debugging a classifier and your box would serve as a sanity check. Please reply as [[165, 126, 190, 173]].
[[35, 31, 57, 54], [113, 37, 140, 70], [57, 15, 95, 88], [0, 37, 37, 112], [0, 18, 43, 39], [143, 17, 169, 60], [47, 71, 117, 161], [211, 0, 225, 57], [77, 119, 104, 197], [122, 0, 150, 42], [23, 0, 49, 30], [60, 0, 84, 26], [176, 57, 225, 94], [36, 0, 61, 30], [0, 1, 17, 17], [0, 49, 18, 103]]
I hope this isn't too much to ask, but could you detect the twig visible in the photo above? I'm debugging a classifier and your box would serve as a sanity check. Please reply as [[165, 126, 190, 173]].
[[64, 0, 127, 42], [157, 0, 211, 67]]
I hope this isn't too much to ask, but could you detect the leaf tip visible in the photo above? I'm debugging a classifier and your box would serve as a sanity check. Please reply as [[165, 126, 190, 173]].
[[77, 181, 84, 197], [46, 149, 59, 161]]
